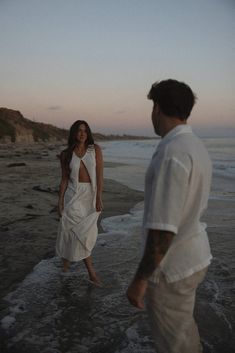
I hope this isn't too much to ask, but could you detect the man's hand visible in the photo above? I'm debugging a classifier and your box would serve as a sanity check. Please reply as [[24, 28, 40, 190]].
[[126, 278, 148, 309]]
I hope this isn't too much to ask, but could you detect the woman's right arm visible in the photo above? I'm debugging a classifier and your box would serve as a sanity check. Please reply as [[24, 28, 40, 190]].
[[58, 152, 69, 217]]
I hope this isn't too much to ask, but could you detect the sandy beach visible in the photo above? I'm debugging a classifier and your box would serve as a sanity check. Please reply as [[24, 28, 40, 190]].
[[0, 143, 143, 299], [0, 143, 149, 353], [0, 142, 235, 353]]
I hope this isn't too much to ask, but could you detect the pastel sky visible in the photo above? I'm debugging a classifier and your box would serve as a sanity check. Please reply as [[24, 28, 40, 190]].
[[0, 0, 234, 137]]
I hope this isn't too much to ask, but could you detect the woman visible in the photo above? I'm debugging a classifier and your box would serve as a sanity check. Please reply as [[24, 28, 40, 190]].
[[56, 120, 103, 286]]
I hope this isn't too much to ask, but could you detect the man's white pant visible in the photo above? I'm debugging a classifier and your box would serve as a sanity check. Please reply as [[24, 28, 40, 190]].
[[146, 268, 208, 353]]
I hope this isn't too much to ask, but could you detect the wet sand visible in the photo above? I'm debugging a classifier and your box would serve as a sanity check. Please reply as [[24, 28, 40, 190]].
[[0, 143, 143, 302]]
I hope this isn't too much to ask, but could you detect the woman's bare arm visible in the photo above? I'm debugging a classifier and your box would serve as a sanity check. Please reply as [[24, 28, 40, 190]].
[[58, 152, 69, 216], [95, 144, 104, 211]]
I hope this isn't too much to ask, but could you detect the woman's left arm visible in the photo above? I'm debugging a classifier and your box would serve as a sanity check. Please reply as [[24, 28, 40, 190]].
[[95, 144, 104, 211]]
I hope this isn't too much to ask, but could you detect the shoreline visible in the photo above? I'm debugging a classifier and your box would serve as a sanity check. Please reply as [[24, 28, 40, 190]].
[[1, 142, 234, 353], [0, 175, 143, 303], [0, 166, 146, 352], [0, 142, 143, 303]]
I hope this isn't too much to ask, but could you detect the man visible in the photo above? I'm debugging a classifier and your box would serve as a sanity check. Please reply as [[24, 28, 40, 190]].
[[126, 79, 212, 353]]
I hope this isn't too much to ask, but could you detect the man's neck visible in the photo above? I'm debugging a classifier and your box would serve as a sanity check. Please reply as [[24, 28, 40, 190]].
[[161, 117, 187, 137]]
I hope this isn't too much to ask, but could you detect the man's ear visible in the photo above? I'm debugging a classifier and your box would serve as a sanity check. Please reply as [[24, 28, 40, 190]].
[[153, 102, 160, 114]]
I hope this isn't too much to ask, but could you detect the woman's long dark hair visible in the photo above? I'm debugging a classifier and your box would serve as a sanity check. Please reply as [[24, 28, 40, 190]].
[[61, 120, 94, 177]]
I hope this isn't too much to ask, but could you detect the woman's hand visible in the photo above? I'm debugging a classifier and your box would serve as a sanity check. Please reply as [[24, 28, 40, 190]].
[[96, 196, 103, 212], [58, 201, 64, 217]]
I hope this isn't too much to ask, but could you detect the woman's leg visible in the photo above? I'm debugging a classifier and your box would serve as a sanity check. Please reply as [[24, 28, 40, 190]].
[[83, 256, 102, 286], [62, 258, 70, 272]]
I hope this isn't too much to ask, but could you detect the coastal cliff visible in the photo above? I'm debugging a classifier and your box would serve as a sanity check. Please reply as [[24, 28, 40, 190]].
[[0, 107, 151, 143], [0, 108, 68, 143]]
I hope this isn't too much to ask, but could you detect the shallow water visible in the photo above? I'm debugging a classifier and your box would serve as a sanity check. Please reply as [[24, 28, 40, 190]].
[[0, 206, 156, 353], [1, 138, 235, 353], [100, 138, 235, 352], [1, 201, 235, 352]]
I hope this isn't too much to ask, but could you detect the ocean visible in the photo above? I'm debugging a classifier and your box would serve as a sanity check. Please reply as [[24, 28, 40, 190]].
[[1, 137, 235, 353], [101, 137, 235, 192], [101, 137, 235, 353]]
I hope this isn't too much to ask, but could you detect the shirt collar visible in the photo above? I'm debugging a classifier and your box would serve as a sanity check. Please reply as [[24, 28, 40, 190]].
[[158, 124, 192, 147]]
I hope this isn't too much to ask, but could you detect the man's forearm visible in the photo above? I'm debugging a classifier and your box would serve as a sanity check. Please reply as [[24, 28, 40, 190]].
[[135, 229, 174, 280]]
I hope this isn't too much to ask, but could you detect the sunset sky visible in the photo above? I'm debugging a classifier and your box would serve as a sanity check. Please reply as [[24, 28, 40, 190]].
[[0, 0, 234, 137]]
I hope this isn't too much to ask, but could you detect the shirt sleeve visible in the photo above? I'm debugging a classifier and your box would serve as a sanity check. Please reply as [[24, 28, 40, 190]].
[[144, 157, 190, 234]]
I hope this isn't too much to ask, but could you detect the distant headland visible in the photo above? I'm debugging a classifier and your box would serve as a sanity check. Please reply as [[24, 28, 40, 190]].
[[0, 108, 152, 143]]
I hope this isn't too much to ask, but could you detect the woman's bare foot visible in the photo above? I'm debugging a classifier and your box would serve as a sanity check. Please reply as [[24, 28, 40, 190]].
[[83, 256, 102, 286], [62, 258, 70, 272], [89, 275, 103, 287]]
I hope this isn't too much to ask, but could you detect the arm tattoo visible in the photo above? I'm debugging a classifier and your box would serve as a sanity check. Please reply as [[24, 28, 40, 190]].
[[135, 230, 174, 280]]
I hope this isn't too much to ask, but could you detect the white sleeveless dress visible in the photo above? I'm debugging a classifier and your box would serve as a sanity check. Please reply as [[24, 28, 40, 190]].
[[56, 146, 100, 261]]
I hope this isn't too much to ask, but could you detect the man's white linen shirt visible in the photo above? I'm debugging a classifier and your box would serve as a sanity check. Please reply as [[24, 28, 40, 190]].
[[143, 125, 212, 283]]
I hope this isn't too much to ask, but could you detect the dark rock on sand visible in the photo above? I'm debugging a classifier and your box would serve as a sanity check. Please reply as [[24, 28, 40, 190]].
[[7, 163, 26, 168]]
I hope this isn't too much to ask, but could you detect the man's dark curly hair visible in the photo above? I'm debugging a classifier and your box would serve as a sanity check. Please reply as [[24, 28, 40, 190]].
[[148, 79, 196, 120]]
